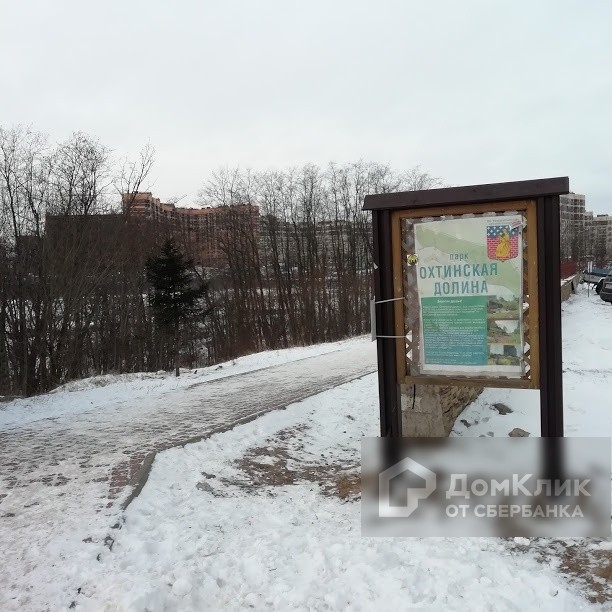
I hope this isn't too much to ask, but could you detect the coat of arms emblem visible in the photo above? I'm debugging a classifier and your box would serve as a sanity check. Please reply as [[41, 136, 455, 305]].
[[486, 222, 520, 261]]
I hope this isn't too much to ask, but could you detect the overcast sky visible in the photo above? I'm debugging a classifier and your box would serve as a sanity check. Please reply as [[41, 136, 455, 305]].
[[2, 0, 611, 212]]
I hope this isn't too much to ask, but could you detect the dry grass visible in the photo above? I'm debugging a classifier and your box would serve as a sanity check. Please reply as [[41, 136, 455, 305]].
[[523, 539, 612, 605], [334, 473, 361, 501], [208, 423, 361, 502], [558, 546, 612, 604]]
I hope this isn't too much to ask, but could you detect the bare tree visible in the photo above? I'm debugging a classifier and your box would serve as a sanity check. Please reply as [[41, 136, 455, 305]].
[[199, 163, 444, 362], [115, 142, 155, 215], [49, 132, 112, 216], [1, 132, 447, 397], [0, 125, 50, 394], [0, 125, 163, 395], [400, 165, 445, 191]]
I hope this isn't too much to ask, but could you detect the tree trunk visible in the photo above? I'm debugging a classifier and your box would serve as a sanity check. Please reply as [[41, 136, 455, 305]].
[[174, 323, 180, 377]]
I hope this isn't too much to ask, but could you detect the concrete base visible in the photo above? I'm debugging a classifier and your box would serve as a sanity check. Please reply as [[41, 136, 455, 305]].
[[401, 384, 482, 437]]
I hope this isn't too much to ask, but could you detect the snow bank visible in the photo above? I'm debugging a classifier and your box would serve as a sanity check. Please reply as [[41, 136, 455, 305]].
[[0, 336, 370, 429]]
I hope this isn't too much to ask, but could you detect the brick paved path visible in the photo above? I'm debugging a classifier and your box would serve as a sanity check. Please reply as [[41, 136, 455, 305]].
[[0, 343, 376, 610]]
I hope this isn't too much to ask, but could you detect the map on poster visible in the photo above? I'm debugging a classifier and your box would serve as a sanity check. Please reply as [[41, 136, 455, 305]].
[[413, 214, 524, 377]]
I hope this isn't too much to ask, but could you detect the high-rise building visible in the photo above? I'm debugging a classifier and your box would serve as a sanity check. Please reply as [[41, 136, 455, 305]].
[[559, 193, 589, 261], [122, 192, 259, 267], [592, 214, 612, 266]]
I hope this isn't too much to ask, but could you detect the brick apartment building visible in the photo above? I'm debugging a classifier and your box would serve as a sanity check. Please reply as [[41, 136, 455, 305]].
[[122, 192, 259, 267]]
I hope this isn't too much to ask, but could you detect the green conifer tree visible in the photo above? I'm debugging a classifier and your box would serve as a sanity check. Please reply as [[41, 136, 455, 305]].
[[145, 239, 207, 376]]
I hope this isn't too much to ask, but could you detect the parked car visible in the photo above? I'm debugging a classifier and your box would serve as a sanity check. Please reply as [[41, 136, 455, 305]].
[[599, 274, 612, 303], [582, 267, 610, 285]]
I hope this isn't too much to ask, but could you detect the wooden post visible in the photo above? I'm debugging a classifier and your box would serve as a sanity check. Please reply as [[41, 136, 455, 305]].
[[537, 195, 564, 437], [372, 209, 401, 437]]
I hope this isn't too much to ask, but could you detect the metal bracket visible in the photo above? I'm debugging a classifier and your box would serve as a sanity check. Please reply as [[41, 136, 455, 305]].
[[370, 297, 405, 341]]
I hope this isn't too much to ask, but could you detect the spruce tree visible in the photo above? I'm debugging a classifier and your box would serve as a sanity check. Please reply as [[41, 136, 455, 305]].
[[145, 239, 206, 376]]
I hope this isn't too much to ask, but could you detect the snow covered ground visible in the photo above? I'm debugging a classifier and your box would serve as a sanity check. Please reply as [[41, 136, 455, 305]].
[[1, 285, 610, 611], [0, 337, 376, 611], [453, 283, 612, 439], [53, 285, 609, 611], [77, 376, 593, 611]]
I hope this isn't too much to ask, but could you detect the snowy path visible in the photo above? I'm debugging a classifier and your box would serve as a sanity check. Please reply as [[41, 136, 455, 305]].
[[0, 339, 375, 611]]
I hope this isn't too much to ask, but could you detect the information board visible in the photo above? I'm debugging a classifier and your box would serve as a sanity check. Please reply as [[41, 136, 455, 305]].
[[413, 214, 524, 378]]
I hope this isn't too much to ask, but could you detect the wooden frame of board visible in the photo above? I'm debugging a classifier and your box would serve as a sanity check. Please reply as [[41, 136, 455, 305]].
[[364, 178, 569, 438]]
